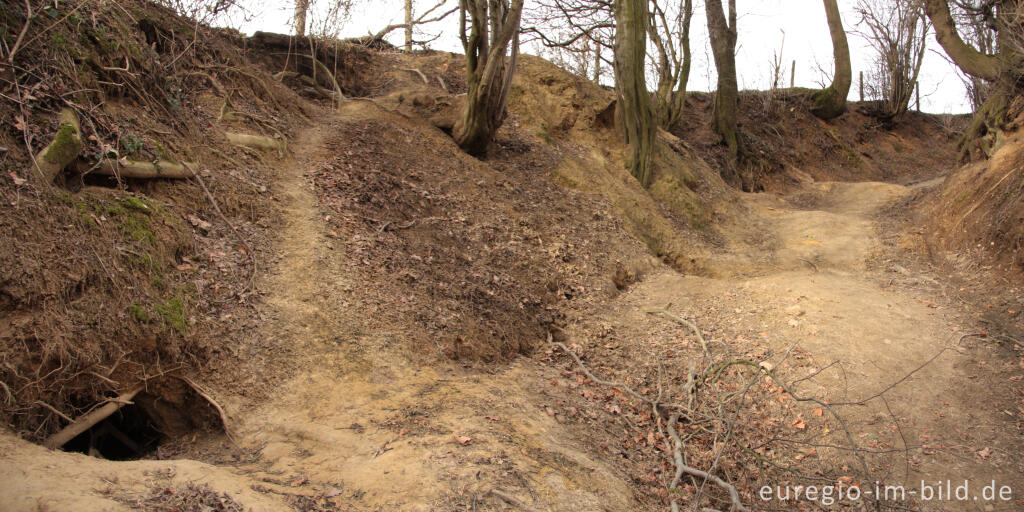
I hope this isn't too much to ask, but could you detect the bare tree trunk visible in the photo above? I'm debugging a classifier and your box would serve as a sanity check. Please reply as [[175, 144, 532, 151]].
[[922, 0, 1024, 161], [405, 0, 414, 51], [452, 0, 525, 156], [924, 0, 1000, 80], [675, 0, 693, 120], [612, 0, 656, 186], [706, 0, 739, 159], [294, 0, 309, 37], [593, 40, 602, 83], [811, 0, 852, 120]]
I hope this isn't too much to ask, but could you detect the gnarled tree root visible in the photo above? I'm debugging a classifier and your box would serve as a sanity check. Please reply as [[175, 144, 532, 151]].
[[958, 91, 1008, 163], [33, 108, 83, 185], [273, 71, 338, 99], [81, 158, 197, 179]]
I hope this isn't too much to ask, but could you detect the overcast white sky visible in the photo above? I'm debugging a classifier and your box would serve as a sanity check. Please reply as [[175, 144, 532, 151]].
[[222, 0, 972, 114]]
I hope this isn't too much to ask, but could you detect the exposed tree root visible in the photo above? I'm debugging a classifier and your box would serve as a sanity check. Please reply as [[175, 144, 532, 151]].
[[402, 67, 429, 84], [0, 381, 13, 405], [82, 158, 197, 179], [34, 400, 74, 423], [273, 70, 338, 100], [488, 489, 537, 511], [174, 375, 235, 444], [958, 90, 1008, 163], [33, 108, 82, 185], [226, 132, 287, 154], [302, 54, 346, 108]]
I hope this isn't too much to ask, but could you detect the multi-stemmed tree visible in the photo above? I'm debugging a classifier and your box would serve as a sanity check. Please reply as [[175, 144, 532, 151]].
[[857, 0, 930, 120], [648, 0, 694, 129], [452, 0, 526, 156], [613, 0, 657, 185]]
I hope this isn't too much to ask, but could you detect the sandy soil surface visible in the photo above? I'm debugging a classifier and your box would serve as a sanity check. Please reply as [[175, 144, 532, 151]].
[[2, 104, 1021, 512]]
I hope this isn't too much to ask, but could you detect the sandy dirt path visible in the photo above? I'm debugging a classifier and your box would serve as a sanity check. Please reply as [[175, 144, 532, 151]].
[[595, 181, 1024, 510], [220, 103, 643, 511]]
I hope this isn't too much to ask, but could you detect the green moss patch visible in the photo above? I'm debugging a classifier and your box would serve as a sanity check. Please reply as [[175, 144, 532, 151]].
[[155, 295, 188, 335]]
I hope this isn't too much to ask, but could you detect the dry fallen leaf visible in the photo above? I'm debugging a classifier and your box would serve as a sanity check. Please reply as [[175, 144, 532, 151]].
[[792, 417, 807, 430], [812, 408, 823, 417], [795, 448, 817, 461], [977, 447, 992, 459], [290, 474, 308, 487], [456, 436, 473, 445]]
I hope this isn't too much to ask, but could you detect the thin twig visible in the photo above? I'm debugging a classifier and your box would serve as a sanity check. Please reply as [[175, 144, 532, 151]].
[[7, 0, 33, 64], [16, 0, 91, 62], [550, 337, 646, 403], [0, 381, 13, 405], [184, 162, 259, 295], [881, 394, 912, 481], [645, 307, 711, 359], [86, 370, 119, 387], [798, 257, 818, 272], [35, 400, 74, 423]]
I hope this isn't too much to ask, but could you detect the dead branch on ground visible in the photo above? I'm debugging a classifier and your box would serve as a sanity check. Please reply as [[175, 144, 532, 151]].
[[546, 304, 959, 511], [43, 386, 143, 449]]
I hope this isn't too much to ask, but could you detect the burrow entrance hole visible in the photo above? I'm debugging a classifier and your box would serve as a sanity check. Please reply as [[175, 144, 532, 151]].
[[60, 386, 222, 461]]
